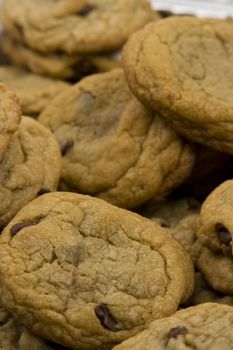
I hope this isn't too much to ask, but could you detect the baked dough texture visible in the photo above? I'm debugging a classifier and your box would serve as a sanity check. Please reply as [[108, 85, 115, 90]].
[[123, 17, 233, 154], [0, 192, 194, 350], [39, 69, 194, 209]]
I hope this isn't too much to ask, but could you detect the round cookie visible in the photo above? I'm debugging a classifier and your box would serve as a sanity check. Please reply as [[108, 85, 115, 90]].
[[184, 272, 233, 307], [1, 0, 155, 54], [39, 69, 194, 209], [0, 192, 195, 350], [111, 303, 233, 350], [196, 180, 233, 256], [0, 34, 121, 80], [198, 246, 233, 295], [140, 198, 201, 264], [123, 17, 233, 154], [140, 197, 200, 228], [0, 66, 70, 116], [170, 214, 202, 265], [196, 180, 233, 296], [0, 82, 21, 162], [0, 116, 61, 228], [0, 303, 65, 350]]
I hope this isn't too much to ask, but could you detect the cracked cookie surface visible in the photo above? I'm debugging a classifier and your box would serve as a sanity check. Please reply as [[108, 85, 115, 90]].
[[39, 69, 194, 209], [0, 116, 61, 227], [112, 303, 233, 350], [123, 17, 233, 154], [0, 34, 121, 80], [0, 82, 21, 161], [0, 192, 194, 350], [1, 0, 155, 54], [0, 66, 69, 116]]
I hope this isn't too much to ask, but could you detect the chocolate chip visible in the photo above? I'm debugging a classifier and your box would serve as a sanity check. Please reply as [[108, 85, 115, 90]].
[[71, 59, 98, 82], [38, 187, 51, 196], [77, 4, 96, 16], [60, 140, 74, 156], [161, 221, 170, 228], [167, 326, 188, 342], [95, 304, 119, 332], [158, 10, 174, 18], [215, 223, 232, 246], [11, 222, 35, 236]]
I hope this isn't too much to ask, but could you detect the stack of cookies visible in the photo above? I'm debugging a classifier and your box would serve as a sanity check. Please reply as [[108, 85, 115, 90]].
[[0, 0, 158, 118], [0, 83, 61, 229], [0, 1, 233, 349]]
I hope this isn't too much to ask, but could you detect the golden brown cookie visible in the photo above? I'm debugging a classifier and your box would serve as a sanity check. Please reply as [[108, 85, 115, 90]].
[[0, 66, 69, 116], [0, 303, 65, 350], [112, 303, 233, 350], [140, 197, 200, 228], [39, 69, 194, 209], [0, 192, 194, 350], [194, 181, 233, 295], [184, 272, 233, 307], [0, 116, 61, 228], [0, 82, 21, 161], [1, 0, 155, 54], [198, 246, 233, 295], [123, 17, 233, 154], [140, 198, 201, 264], [196, 180, 233, 256], [0, 33, 121, 80]]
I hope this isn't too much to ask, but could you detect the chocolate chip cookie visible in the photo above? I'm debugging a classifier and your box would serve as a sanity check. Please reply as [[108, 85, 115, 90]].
[[0, 303, 63, 350], [1, 0, 155, 54], [112, 303, 233, 350], [0, 82, 21, 161], [196, 180, 233, 256], [0, 34, 121, 80], [194, 180, 233, 294], [0, 116, 61, 227], [184, 272, 233, 307], [140, 198, 201, 263], [0, 192, 194, 350], [123, 17, 233, 154], [39, 69, 194, 209], [0, 66, 69, 116], [140, 197, 200, 228]]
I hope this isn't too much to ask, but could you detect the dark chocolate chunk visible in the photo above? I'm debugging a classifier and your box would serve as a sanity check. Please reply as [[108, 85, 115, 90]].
[[167, 326, 188, 342], [70, 58, 98, 82], [161, 221, 170, 228], [77, 4, 96, 16], [95, 304, 119, 332], [60, 140, 74, 156], [158, 10, 174, 18], [215, 223, 232, 246], [11, 222, 35, 236]]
